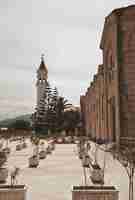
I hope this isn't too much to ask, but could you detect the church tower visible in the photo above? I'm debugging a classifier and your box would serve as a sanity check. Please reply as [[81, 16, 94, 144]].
[[36, 54, 48, 109]]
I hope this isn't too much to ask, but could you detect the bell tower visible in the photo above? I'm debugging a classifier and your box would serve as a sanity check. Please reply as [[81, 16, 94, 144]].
[[36, 54, 48, 109]]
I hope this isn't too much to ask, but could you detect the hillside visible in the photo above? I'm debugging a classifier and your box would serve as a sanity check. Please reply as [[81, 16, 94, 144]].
[[0, 114, 32, 128]]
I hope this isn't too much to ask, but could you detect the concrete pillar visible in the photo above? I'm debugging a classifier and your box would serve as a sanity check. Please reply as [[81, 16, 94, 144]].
[[114, 18, 121, 146]]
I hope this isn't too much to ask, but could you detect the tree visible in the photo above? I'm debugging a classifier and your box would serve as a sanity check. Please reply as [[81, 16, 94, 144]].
[[9, 120, 31, 130], [109, 144, 135, 200], [63, 109, 81, 131], [46, 104, 56, 132], [45, 83, 53, 105], [33, 82, 73, 135], [33, 83, 50, 133], [47, 87, 59, 131], [56, 97, 72, 129], [33, 84, 59, 134], [33, 92, 48, 132], [0, 151, 7, 167], [43, 86, 59, 132]]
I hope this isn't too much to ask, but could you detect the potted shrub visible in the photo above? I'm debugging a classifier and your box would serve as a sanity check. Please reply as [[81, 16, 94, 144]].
[[0, 166, 27, 200], [29, 137, 40, 168], [0, 151, 8, 183], [39, 142, 46, 159]]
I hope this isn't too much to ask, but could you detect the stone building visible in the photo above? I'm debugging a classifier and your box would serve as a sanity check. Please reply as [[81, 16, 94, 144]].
[[81, 5, 135, 145], [36, 55, 48, 109]]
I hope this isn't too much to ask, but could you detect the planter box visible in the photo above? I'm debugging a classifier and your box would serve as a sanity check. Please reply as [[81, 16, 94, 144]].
[[72, 186, 119, 200], [29, 155, 39, 168], [0, 185, 27, 200]]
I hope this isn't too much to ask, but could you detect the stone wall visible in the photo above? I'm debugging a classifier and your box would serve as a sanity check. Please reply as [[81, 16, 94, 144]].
[[80, 5, 135, 145]]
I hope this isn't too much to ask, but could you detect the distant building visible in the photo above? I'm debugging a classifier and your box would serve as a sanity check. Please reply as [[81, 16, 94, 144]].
[[80, 5, 135, 146], [36, 54, 48, 109], [32, 55, 49, 132]]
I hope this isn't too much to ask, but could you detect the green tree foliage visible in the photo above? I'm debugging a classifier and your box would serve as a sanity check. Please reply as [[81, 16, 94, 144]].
[[45, 83, 53, 105], [63, 109, 81, 131], [33, 84, 59, 133], [9, 119, 31, 130], [56, 97, 72, 129], [33, 82, 73, 134], [45, 86, 58, 132], [33, 83, 50, 133]]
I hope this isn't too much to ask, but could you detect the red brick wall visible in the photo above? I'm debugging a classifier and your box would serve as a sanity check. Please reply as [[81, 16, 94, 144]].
[[80, 5, 135, 144], [119, 7, 135, 138]]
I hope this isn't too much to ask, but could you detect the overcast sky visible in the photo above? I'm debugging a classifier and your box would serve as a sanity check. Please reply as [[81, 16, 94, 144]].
[[0, 0, 133, 119]]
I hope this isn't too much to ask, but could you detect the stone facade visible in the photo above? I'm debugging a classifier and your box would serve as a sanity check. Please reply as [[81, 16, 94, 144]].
[[32, 55, 49, 132], [36, 55, 48, 109], [80, 5, 135, 145], [72, 186, 119, 200]]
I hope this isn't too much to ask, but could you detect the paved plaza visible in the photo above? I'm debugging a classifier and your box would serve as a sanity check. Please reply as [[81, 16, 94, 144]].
[[2, 140, 135, 200], [6, 141, 83, 200]]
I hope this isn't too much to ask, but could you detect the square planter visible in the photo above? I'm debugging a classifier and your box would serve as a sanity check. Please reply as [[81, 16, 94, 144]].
[[0, 185, 27, 200], [72, 186, 119, 200]]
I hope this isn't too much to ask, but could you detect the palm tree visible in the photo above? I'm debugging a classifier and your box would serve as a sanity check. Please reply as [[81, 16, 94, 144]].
[[56, 97, 72, 129], [63, 109, 81, 132]]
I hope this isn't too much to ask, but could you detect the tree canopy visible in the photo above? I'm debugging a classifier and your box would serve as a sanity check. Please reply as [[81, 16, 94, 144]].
[[9, 119, 31, 130], [33, 83, 80, 135]]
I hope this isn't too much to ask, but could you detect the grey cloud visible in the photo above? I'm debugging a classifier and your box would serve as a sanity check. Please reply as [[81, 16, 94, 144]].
[[49, 64, 94, 81], [0, 0, 134, 119]]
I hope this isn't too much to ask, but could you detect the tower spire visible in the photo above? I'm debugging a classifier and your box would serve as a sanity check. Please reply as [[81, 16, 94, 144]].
[[36, 53, 49, 111], [37, 53, 48, 81], [41, 53, 45, 62]]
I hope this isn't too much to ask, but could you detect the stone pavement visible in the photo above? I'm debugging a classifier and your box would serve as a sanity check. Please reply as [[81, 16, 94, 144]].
[[87, 142, 135, 200], [6, 141, 83, 200], [2, 139, 135, 200]]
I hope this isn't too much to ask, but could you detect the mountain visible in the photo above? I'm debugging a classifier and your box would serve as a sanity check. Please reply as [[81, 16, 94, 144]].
[[0, 114, 32, 128]]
